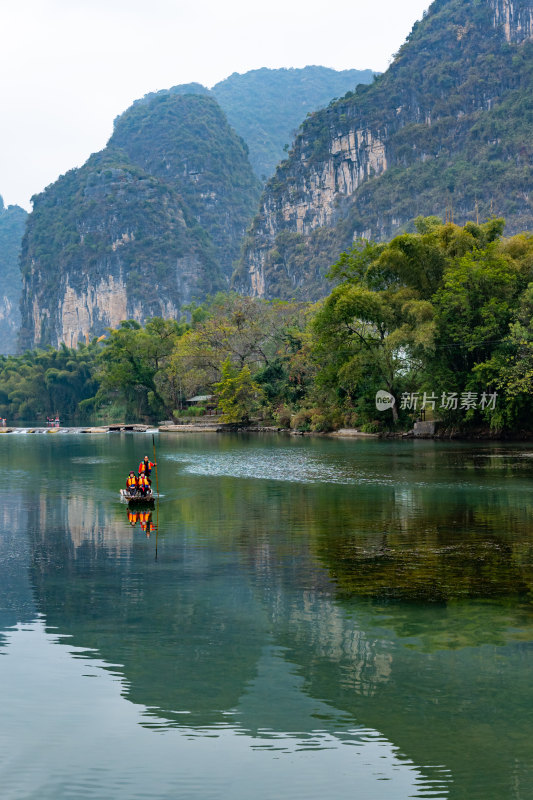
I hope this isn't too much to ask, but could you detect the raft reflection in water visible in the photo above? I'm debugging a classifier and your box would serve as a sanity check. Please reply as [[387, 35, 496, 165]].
[[127, 508, 156, 536]]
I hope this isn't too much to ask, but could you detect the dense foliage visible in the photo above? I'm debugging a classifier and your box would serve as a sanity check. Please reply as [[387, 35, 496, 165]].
[[0, 197, 27, 354], [3, 219, 533, 435], [111, 93, 261, 277], [0, 342, 99, 420], [313, 218, 533, 433]]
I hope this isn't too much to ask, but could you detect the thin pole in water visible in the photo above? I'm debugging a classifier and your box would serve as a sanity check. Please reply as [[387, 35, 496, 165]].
[[153, 433, 159, 560], [152, 433, 159, 497]]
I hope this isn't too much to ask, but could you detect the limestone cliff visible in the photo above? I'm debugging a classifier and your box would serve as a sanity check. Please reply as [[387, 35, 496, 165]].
[[20, 154, 221, 349], [0, 198, 27, 354], [490, 0, 533, 41], [236, 0, 533, 300], [19, 95, 260, 349]]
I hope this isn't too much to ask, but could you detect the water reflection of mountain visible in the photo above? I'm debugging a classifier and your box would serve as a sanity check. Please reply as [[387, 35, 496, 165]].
[[27, 475, 533, 800], [33, 493, 136, 554], [0, 493, 36, 637], [264, 579, 533, 800], [29, 495, 265, 728]]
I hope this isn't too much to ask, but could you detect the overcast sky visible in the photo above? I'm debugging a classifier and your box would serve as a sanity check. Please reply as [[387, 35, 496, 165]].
[[0, 0, 431, 211]]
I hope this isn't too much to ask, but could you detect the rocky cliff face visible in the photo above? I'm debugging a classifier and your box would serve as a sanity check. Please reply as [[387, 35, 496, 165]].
[[0, 198, 27, 354], [236, 0, 533, 300], [19, 95, 260, 349], [490, 0, 533, 42]]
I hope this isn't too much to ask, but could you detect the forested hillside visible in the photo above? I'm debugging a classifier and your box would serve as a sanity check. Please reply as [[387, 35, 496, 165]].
[[236, 0, 532, 301], [18, 65, 379, 350], [0, 198, 27, 354]]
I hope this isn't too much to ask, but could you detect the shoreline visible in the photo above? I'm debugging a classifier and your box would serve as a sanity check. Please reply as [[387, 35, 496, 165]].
[[2, 422, 532, 442], [158, 423, 533, 441]]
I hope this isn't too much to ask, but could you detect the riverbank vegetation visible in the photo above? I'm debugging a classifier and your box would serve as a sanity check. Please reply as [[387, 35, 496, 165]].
[[1, 218, 532, 434]]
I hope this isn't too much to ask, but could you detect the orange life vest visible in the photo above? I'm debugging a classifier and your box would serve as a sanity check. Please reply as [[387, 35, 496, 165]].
[[138, 474, 150, 488], [139, 460, 154, 475], [127, 475, 137, 488]]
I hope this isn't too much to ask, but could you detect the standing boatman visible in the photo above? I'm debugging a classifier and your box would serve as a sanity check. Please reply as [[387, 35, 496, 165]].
[[138, 455, 156, 484]]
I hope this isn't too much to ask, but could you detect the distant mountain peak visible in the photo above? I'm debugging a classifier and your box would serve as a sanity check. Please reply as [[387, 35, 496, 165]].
[[19, 91, 261, 349], [128, 66, 377, 181]]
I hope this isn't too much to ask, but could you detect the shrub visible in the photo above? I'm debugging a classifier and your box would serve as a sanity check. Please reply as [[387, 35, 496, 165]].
[[273, 404, 292, 428], [361, 421, 382, 434], [343, 411, 359, 428], [290, 407, 338, 432], [290, 408, 313, 431], [173, 406, 207, 419]]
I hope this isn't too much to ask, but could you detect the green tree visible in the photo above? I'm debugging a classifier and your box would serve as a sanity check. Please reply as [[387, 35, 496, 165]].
[[213, 359, 264, 423], [168, 294, 308, 408], [313, 219, 532, 431], [93, 318, 182, 419], [0, 342, 99, 421]]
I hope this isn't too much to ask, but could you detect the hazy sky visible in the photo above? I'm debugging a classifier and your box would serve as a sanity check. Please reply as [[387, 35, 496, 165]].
[[0, 0, 431, 210]]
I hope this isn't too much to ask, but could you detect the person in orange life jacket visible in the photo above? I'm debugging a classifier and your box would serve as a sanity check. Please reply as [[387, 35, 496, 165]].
[[138, 456, 156, 484], [128, 509, 138, 526], [137, 473, 151, 496], [126, 471, 138, 496]]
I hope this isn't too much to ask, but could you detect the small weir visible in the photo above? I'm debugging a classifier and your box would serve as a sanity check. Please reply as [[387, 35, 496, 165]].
[[1, 424, 155, 434]]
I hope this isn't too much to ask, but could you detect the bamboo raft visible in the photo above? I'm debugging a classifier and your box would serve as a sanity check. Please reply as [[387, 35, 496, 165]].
[[120, 489, 156, 505]]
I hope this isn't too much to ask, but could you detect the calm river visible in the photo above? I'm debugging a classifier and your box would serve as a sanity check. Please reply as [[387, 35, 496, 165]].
[[1, 432, 533, 799]]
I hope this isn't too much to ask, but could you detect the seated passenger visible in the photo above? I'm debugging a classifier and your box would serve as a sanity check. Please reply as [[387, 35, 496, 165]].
[[126, 472, 138, 496], [137, 473, 151, 496]]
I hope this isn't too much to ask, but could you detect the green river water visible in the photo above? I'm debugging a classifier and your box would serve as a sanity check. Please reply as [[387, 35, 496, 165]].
[[1, 432, 533, 799]]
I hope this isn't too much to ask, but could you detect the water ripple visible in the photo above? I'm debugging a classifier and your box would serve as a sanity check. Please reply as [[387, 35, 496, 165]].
[[165, 449, 390, 486]]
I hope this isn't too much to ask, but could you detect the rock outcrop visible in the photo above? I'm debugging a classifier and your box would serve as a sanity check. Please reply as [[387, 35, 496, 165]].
[[235, 0, 533, 301]]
